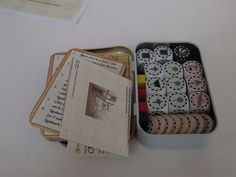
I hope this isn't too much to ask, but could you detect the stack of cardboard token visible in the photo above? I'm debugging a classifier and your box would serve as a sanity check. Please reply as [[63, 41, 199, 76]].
[[135, 43, 216, 135]]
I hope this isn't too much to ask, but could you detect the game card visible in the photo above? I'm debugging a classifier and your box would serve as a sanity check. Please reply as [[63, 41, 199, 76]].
[[41, 52, 113, 155], [40, 53, 66, 139], [29, 49, 125, 133], [60, 59, 132, 156]]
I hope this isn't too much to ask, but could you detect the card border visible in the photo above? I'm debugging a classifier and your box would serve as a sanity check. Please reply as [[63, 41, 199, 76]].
[[40, 52, 67, 139]]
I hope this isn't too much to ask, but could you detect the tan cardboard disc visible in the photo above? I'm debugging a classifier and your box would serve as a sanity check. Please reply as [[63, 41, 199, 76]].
[[169, 114, 182, 134], [162, 115, 174, 134], [184, 114, 198, 134], [176, 114, 189, 134], [154, 116, 167, 134], [200, 114, 214, 133], [191, 114, 205, 134], [147, 116, 160, 134]]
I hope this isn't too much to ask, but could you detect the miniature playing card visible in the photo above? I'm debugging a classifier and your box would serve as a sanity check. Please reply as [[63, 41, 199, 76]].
[[60, 59, 132, 157]]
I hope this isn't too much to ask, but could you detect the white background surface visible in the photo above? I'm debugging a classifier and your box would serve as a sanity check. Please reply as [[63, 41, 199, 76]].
[[0, 0, 235, 177]]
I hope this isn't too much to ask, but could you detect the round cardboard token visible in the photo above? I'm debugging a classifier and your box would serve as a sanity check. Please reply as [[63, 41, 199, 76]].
[[168, 92, 189, 109], [136, 48, 155, 65], [186, 75, 207, 94], [169, 114, 182, 134], [173, 45, 191, 60], [189, 92, 211, 113], [200, 114, 214, 133], [183, 60, 203, 78], [184, 114, 198, 134], [154, 116, 167, 134], [146, 77, 166, 95], [168, 92, 189, 114], [146, 116, 160, 134], [176, 114, 189, 134], [144, 62, 164, 78], [154, 45, 173, 62], [163, 61, 183, 77], [162, 115, 174, 134], [166, 76, 186, 94], [147, 94, 168, 115], [183, 60, 203, 77], [191, 114, 205, 134]]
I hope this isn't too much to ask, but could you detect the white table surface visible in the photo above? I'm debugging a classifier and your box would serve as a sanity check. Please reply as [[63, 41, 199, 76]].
[[0, 0, 236, 177]]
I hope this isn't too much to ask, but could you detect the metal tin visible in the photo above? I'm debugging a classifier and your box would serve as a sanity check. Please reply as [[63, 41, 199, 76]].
[[41, 44, 218, 149], [134, 42, 218, 148]]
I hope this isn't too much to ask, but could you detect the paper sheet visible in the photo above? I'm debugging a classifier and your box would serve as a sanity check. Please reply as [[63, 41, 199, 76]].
[[0, 0, 91, 23]]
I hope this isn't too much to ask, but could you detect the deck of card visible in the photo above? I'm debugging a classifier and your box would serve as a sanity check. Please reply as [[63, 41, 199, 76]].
[[29, 48, 133, 157]]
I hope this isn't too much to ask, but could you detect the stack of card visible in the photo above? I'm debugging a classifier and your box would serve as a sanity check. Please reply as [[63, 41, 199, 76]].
[[29, 49, 133, 157]]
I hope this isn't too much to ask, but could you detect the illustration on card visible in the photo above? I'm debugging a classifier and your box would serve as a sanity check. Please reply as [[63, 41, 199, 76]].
[[86, 82, 117, 120]]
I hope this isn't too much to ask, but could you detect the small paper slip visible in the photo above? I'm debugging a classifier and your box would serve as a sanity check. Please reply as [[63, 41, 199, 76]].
[[0, 0, 91, 23], [60, 59, 133, 157]]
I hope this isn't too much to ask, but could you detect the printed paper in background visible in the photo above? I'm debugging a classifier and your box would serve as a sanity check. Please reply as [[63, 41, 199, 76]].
[[60, 59, 132, 157], [0, 0, 91, 23]]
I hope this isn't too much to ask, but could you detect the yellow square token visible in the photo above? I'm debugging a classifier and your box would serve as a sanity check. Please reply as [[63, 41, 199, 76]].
[[138, 75, 146, 88]]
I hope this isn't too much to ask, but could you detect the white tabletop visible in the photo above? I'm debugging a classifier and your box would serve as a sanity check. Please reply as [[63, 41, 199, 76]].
[[0, 0, 236, 177]]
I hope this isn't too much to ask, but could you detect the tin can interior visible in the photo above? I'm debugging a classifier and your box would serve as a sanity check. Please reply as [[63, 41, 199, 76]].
[[135, 42, 217, 135]]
